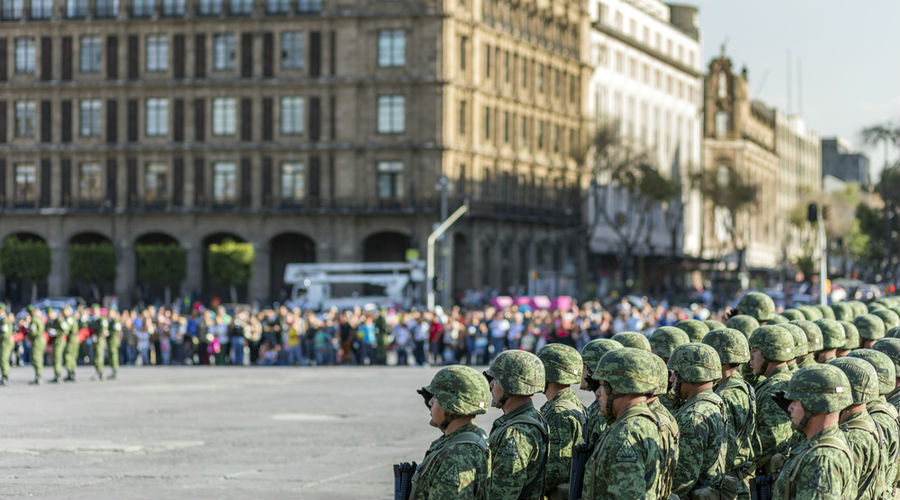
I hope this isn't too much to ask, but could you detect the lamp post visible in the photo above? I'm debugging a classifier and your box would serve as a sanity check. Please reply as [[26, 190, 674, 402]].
[[435, 175, 450, 307]]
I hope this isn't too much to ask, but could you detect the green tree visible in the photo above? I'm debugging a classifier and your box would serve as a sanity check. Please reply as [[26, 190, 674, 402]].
[[0, 237, 51, 302], [692, 165, 759, 273], [136, 243, 187, 303], [69, 243, 117, 301], [207, 239, 254, 303]]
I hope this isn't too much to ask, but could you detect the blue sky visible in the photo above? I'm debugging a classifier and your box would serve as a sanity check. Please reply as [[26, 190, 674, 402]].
[[689, 0, 900, 177]]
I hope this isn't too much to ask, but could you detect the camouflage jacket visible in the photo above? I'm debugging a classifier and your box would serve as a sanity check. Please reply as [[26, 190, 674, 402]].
[[672, 390, 728, 497], [649, 396, 679, 499], [867, 396, 900, 488], [487, 400, 549, 500], [409, 423, 490, 500], [0, 318, 12, 340], [539, 388, 586, 494], [754, 365, 794, 468], [716, 372, 757, 473], [796, 355, 817, 368], [839, 408, 884, 500], [583, 399, 606, 445], [772, 425, 856, 500], [886, 388, 900, 414], [583, 401, 665, 500], [28, 317, 45, 343]]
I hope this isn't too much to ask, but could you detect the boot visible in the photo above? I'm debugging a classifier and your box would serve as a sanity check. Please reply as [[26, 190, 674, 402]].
[[49, 376, 61, 383], [29, 377, 41, 385], [64, 372, 76, 382], [96, 372, 104, 381], [108, 371, 116, 380], [0, 375, 7, 386]]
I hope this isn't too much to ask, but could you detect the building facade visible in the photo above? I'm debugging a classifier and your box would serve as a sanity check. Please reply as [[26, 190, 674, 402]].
[[0, 0, 588, 305], [585, 0, 702, 292], [822, 137, 870, 189]]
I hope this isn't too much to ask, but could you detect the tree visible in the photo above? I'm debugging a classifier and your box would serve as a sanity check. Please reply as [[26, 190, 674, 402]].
[[207, 239, 254, 303], [136, 243, 187, 303], [860, 122, 900, 283], [69, 243, 117, 301], [589, 123, 678, 289], [0, 237, 51, 303], [692, 165, 760, 273]]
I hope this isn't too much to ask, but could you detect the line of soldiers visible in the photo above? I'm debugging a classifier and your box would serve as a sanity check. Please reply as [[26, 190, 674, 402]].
[[403, 291, 900, 500], [0, 303, 123, 385]]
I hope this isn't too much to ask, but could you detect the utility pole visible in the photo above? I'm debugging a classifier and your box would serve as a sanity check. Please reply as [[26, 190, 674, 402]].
[[437, 175, 450, 308], [427, 204, 468, 311]]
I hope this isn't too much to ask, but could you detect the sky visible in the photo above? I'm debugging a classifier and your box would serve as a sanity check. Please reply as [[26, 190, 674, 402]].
[[689, 0, 900, 178]]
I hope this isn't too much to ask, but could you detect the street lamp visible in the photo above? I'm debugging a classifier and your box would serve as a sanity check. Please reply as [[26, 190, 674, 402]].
[[435, 175, 450, 307]]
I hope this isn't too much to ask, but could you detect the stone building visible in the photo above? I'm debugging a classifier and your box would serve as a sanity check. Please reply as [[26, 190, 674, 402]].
[[0, 0, 588, 305]]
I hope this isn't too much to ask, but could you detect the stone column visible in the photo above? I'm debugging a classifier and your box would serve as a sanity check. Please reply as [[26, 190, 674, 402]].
[[185, 238, 203, 298], [249, 239, 270, 304], [48, 240, 67, 296], [115, 241, 135, 307]]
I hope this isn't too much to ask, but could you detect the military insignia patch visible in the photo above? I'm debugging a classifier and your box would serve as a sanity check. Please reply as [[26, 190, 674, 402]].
[[615, 445, 638, 463]]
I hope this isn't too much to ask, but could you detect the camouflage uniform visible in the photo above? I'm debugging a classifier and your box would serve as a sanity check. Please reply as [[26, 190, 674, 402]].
[[537, 344, 587, 495], [91, 306, 109, 379], [63, 310, 81, 381], [28, 309, 46, 383], [771, 365, 856, 500], [46, 311, 67, 382], [580, 339, 622, 445], [727, 314, 763, 388], [410, 366, 491, 500], [872, 338, 900, 410], [674, 319, 709, 343], [0, 306, 12, 385], [667, 343, 728, 498], [648, 355, 679, 500], [748, 326, 795, 470], [583, 348, 665, 500], [484, 351, 549, 500], [108, 313, 122, 378]]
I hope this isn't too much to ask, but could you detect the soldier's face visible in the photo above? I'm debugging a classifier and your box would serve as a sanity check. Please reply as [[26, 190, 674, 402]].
[[580, 364, 590, 390], [788, 400, 805, 428], [596, 384, 609, 415], [749, 349, 764, 374], [489, 379, 505, 408], [428, 397, 444, 428]]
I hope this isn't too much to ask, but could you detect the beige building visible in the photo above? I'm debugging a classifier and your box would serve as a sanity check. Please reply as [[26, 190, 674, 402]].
[[0, 0, 588, 305]]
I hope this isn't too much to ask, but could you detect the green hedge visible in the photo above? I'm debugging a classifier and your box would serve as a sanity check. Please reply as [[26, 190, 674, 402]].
[[136, 243, 187, 287]]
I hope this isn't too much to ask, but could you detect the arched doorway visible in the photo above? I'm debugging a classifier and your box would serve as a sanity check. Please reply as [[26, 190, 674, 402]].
[[269, 232, 316, 303], [2, 232, 49, 305], [134, 232, 182, 304], [362, 231, 410, 262], [201, 232, 248, 304], [67, 232, 114, 301]]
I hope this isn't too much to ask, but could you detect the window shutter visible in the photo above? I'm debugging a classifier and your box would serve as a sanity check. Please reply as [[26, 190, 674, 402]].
[[261, 157, 272, 207], [261, 97, 273, 141], [329, 30, 336, 75], [194, 158, 205, 206], [0, 101, 6, 143], [241, 33, 253, 78], [309, 155, 320, 202], [262, 33, 273, 78], [127, 35, 138, 80], [39, 158, 51, 207], [309, 31, 321, 77], [173, 99, 184, 142], [173, 35, 185, 78], [240, 97, 252, 141], [106, 159, 117, 207], [126, 157, 137, 208], [61, 100, 72, 143], [173, 157, 184, 206], [240, 157, 251, 207], [61, 37, 72, 81], [41, 37, 52, 81], [106, 99, 117, 143], [0, 38, 6, 82], [194, 98, 205, 141], [127, 99, 138, 142], [40, 101, 51, 143], [195, 34, 206, 78], [309, 97, 320, 141], [106, 35, 118, 79], [60, 159, 71, 207]]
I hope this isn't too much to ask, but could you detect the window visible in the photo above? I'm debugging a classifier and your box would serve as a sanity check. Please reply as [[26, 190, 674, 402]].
[[281, 32, 304, 69], [280, 162, 305, 201], [459, 36, 467, 72], [145, 163, 168, 201], [79, 163, 104, 202], [197, 0, 221, 15], [146, 35, 169, 72], [146, 98, 169, 136], [484, 44, 491, 78], [30, 0, 51, 18], [2, 0, 23, 19], [297, 0, 320, 13], [14, 164, 36, 203], [96, 0, 118, 17], [376, 161, 403, 199], [212, 98, 236, 135], [14, 38, 35, 74], [483, 106, 490, 141], [80, 36, 102, 73], [212, 162, 237, 203], [132, 0, 153, 16], [377, 30, 405, 67], [280, 97, 305, 135], [715, 111, 730, 137], [66, 0, 88, 17], [717, 72, 728, 98], [458, 99, 466, 136], [213, 34, 235, 70], [162, 0, 184, 16], [79, 99, 102, 137], [14, 101, 35, 137], [267, 0, 289, 14], [230, 0, 251, 14], [376, 95, 404, 133]]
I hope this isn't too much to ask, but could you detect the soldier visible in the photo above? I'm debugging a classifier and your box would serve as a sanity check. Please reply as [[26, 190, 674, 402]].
[[91, 304, 109, 380], [647, 354, 679, 499], [837, 320, 861, 357], [579, 339, 622, 445], [791, 320, 823, 368], [46, 308, 67, 383], [771, 365, 856, 500], [816, 304, 836, 320], [28, 306, 46, 385], [778, 323, 808, 372], [814, 319, 846, 363], [704, 328, 756, 500], [582, 348, 665, 499], [0, 304, 12, 386], [108, 309, 123, 379], [725, 315, 760, 339], [731, 292, 777, 325], [747, 326, 795, 477], [829, 357, 886, 500], [610, 331, 651, 351], [409, 365, 491, 500], [674, 319, 709, 343], [649, 326, 690, 363], [483, 350, 549, 500], [873, 339, 900, 412], [667, 343, 730, 499], [872, 309, 900, 331], [855, 314, 886, 349], [847, 349, 900, 496], [832, 303, 855, 321], [63, 307, 81, 382], [536, 343, 587, 497]]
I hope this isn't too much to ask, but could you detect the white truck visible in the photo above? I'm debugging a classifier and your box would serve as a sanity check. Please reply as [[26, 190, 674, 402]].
[[283, 261, 425, 311]]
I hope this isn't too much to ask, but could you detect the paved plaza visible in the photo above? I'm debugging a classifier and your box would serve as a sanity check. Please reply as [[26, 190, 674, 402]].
[[0, 365, 596, 499]]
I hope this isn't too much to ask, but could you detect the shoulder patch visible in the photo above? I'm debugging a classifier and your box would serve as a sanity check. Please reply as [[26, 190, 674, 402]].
[[615, 444, 638, 463]]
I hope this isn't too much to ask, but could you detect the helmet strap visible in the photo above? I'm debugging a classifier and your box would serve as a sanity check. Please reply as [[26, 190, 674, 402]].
[[791, 403, 813, 432]]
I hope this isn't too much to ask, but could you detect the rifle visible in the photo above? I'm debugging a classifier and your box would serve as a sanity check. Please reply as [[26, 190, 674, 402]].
[[393, 461, 417, 500], [750, 473, 773, 500], [568, 442, 594, 500]]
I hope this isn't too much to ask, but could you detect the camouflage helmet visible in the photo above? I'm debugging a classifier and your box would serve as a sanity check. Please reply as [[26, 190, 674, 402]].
[[704, 320, 727, 332], [783, 364, 852, 414], [649, 327, 690, 359], [849, 301, 868, 318], [855, 314, 886, 341], [778, 323, 809, 358], [872, 338, 900, 375], [702, 328, 750, 365], [725, 315, 760, 339], [674, 319, 710, 343], [420, 365, 490, 416], [829, 357, 879, 405], [847, 349, 896, 395], [839, 321, 860, 350], [611, 332, 651, 352], [769, 314, 789, 325], [667, 343, 722, 383], [650, 355, 670, 396], [735, 292, 776, 322], [791, 320, 824, 352], [781, 309, 806, 321], [592, 348, 658, 395], [483, 350, 545, 396], [798, 305, 823, 321], [872, 309, 900, 331], [748, 325, 794, 362], [868, 302, 887, 313], [538, 343, 583, 385], [815, 305, 836, 320], [581, 338, 623, 373], [815, 319, 846, 350], [887, 327, 900, 339], [832, 303, 855, 321]]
